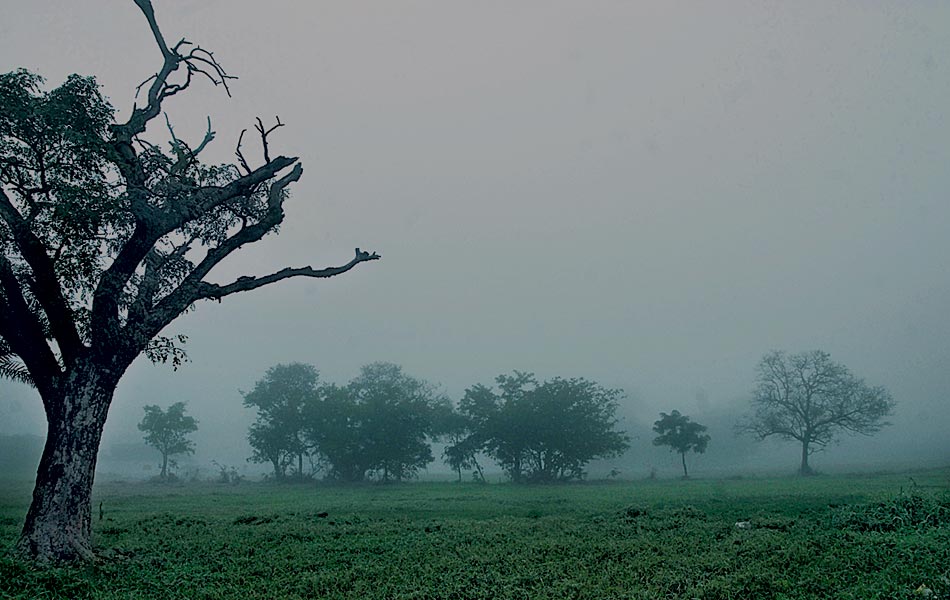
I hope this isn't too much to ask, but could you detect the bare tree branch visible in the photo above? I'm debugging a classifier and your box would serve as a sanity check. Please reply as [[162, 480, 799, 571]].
[[197, 248, 382, 301], [234, 129, 252, 175], [165, 114, 216, 175], [255, 116, 284, 164]]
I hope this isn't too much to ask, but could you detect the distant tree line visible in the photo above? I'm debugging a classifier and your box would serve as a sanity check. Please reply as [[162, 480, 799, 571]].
[[134, 349, 896, 483], [242, 363, 630, 483]]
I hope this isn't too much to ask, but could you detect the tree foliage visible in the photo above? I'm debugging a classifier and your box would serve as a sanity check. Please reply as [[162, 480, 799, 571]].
[[455, 372, 629, 482], [138, 402, 198, 479], [652, 410, 709, 478], [738, 350, 895, 475]]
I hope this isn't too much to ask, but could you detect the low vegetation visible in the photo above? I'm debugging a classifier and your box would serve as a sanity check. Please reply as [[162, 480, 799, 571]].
[[2, 469, 947, 599]]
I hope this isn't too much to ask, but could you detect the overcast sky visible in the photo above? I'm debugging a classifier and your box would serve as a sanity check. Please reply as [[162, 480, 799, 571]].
[[1, 1, 948, 471]]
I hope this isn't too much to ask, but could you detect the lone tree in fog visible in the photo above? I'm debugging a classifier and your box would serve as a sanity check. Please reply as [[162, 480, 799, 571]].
[[0, 0, 378, 562], [244, 363, 319, 480], [738, 350, 895, 475], [138, 402, 198, 480], [652, 410, 709, 478]]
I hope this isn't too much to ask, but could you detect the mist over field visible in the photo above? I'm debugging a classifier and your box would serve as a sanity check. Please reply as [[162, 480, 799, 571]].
[[1, 1, 949, 480]]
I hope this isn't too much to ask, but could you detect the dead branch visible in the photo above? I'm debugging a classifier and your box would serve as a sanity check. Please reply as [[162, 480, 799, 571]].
[[196, 248, 382, 301], [255, 117, 284, 164], [234, 129, 252, 175], [165, 115, 216, 175]]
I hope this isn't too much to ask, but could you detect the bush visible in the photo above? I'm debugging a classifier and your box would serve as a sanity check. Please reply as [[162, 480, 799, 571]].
[[831, 490, 950, 532]]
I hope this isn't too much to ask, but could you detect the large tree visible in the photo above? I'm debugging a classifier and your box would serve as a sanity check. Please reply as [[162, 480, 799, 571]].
[[303, 383, 370, 482], [243, 363, 319, 480], [458, 372, 629, 482], [738, 350, 895, 475], [652, 410, 709, 478], [138, 402, 198, 480], [346, 362, 444, 482], [457, 374, 535, 483], [304, 363, 444, 482], [0, 1, 378, 562]]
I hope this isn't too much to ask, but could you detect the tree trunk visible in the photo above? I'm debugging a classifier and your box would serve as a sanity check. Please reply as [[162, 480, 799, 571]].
[[15, 367, 115, 563], [681, 451, 689, 479], [472, 457, 485, 483], [800, 440, 813, 476], [160, 450, 168, 479]]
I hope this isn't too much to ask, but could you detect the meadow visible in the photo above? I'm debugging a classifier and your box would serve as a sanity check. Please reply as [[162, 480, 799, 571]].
[[1, 468, 949, 599]]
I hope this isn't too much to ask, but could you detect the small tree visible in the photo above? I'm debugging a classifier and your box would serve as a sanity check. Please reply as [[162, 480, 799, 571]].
[[738, 350, 895, 475], [652, 410, 709, 478], [138, 402, 198, 480], [244, 363, 318, 479]]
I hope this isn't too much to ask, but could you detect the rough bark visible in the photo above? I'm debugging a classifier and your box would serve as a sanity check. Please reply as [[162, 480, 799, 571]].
[[15, 365, 116, 563]]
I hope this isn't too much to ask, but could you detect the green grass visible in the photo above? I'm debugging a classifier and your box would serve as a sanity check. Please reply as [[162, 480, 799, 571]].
[[2, 469, 949, 599]]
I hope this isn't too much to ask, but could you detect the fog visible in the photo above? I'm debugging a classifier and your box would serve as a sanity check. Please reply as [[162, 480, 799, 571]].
[[1, 1, 948, 479]]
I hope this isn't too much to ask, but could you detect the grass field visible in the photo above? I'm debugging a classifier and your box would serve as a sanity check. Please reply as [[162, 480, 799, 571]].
[[2, 468, 949, 599]]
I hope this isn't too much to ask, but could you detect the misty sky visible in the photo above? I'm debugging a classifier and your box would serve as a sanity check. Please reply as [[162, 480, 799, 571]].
[[1, 1, 948, 472]]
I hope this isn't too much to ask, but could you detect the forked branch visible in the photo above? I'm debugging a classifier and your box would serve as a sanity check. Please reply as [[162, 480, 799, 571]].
[[236, 116, 284, 173]]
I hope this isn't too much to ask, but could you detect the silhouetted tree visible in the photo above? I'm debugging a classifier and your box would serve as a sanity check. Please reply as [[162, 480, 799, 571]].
[[303, 383, 369, 482], [349, 362, 443, 482], [304, 363, 444, 482], [652, 410, 709, 478], [461, 372, 629, 482], [0, 0, 378, 562], [458, 375, 534, 483], [244, 363, 319, 479], [738, 350, 895, 475], [437, 407, 485, 483], [138, 402, 198, 479]]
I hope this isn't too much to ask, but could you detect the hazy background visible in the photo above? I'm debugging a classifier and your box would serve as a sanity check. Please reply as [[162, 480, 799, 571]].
[[1, 1, 948, 479]]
